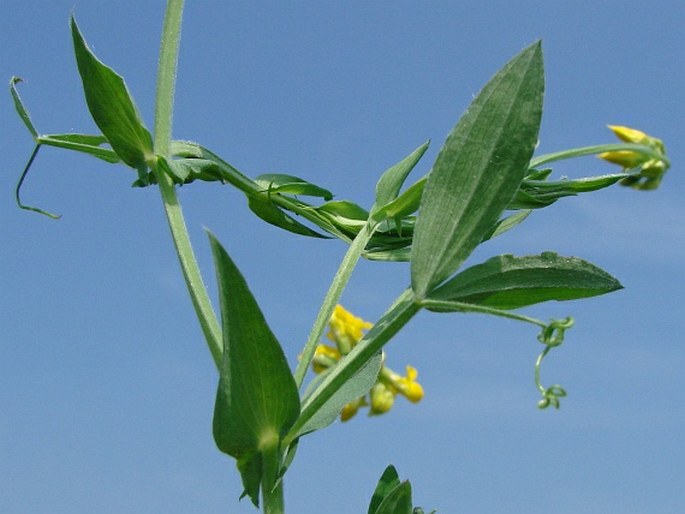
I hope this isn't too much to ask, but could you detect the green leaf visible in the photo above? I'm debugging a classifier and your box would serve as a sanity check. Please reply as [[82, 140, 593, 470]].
[[315, 200, 370, 232], [364, 247, 412, 262], [375, 481, 413, 514], [371, 142, 430, 220], [254, 173, 333, 200], [368, 465, 401, 514], [248, 195, 329, 238], [481, 210, 532, 242], [427, 252, 623, 310], [71, 16, 153, 169], [293, 351, 382, 438], [372, 177, 427, 222], [509, 173, 628, 209], [237, 451, 262, 507], [9, 77, 38, 138], [35, 133, 120, 163], [208, 233, 300, 502], [411, 42, 544, 298]]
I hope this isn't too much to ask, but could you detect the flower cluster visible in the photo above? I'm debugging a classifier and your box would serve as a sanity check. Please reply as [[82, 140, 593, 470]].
[[599, 125, 669, 190], [311, 305, 424, 421]]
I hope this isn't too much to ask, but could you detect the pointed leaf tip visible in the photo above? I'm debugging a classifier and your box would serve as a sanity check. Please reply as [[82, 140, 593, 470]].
[[70, 15, 153, 169], [411, 42, 544, 297], [208, 231, 300, 456]]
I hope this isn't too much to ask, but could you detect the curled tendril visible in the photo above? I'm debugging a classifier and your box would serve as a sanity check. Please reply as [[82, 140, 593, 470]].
[[537, 316, 574, 347], [535, 317, 574, 409]]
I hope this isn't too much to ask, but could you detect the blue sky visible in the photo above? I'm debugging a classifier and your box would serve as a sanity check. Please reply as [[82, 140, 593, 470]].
[[1, 1, 683, 513]]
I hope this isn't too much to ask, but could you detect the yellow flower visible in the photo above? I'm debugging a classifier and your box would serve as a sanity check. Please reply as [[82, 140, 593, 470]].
[[380, 365, 425, 403], [606, 125, 652, 144], [327, 304, 373, 354], [310, 304, 424, 422], [369, 383, 395, 415], [340, 397, 367, 421], [598, 125, 668, 190], [311, 344, 341, 374]]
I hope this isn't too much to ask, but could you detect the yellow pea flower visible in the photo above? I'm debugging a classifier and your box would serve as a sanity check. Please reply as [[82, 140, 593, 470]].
[[311, 344, 341, 374], [598, 125, 669, 190], [369, 383, 395, 415], [310, 305, 424, 422], [327, 304, 373, 354]]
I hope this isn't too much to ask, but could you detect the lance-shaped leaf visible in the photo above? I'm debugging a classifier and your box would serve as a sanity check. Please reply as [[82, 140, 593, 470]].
[[254, 173, 333, 200], [509, 173, 629, 209], [10, 77, 38, 138], [370, 142, 430, 221], [248, 195, 329, 238], [208, 233, 300, 506], [411, 42, 544, 298], [315, 200, 370, 233], [368, 465, 401, 514], [293, 350, 383, 437], [374, 481, 413, 514], [71, 16, 153, 169], [426, 252, 623, 310], [37, 134, 120, 163]]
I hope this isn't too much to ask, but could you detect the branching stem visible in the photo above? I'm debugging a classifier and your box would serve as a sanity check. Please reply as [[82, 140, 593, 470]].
[[152, 0, 223, 368]]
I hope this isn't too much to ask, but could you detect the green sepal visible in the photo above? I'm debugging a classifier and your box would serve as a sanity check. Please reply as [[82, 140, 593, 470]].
[[208, 233, 300, 501], [426, 252, 623, 310], [254, 173, 333, 200], [411, 42, 544, 297], [368, 465, 402, 514], [71, 16, 153, 169]]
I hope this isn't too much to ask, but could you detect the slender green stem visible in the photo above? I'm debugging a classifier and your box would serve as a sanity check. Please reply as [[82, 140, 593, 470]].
[[261, 441, 285, 514], [152, 0, 223, 368], [419, 298, 547, 328], [293, 222, 378, 388], [530, 142, 669, 169]]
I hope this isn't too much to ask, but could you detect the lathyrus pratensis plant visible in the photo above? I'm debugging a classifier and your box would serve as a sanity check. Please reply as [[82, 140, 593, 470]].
[[10, 2, 670, 513]]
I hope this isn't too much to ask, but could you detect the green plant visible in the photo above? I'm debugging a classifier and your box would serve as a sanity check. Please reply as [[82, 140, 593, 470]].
[[9, 2, 670, 512]]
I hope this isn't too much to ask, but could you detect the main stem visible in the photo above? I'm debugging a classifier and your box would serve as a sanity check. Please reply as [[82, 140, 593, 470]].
[[152, 0, 223, 368], [261, 441, 285, 514]]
